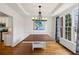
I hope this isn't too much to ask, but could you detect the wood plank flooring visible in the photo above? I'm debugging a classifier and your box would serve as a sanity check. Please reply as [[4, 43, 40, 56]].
[[24, 34, 53, 41], [0, 34, 74, 55]]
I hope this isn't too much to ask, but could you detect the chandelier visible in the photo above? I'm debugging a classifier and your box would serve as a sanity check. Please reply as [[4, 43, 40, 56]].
[[32, 5, 47, 21]]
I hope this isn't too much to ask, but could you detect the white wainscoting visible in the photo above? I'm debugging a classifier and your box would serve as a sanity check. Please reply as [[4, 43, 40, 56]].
[[60, 39, 76, 53]]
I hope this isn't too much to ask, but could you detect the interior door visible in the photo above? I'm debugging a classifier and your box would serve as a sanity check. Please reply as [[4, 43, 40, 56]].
[[55, 16, 60, 42], [60, 16, 63, 38], [76, 6, 79, 54]]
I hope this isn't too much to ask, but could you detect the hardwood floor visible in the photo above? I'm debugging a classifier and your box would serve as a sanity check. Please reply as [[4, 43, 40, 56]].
[[0, 34, 74, 55], [24, 34, 53, 41]]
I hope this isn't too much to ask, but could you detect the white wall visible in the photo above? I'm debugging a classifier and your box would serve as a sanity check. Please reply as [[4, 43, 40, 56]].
[[0, 4, 31, 47], [0, 3, 76, 47], [47, 17, 56, 39], [24, 16, 32, 35], [53, 4, 78, 53], [0, 3, 56, 47]]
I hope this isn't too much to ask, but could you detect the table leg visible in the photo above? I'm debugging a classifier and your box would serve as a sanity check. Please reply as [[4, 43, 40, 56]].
[[1, 32, 3, 42]]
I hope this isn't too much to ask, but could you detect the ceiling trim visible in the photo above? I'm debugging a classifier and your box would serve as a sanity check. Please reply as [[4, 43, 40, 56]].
[[16, 3, 30, 16], [50, 3, 63, 16], [51, 3, 63, 14]]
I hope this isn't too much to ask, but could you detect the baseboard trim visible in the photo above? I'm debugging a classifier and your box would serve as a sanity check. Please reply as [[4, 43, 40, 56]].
[[57, 42, 76, 55], [11, 34, 30, 47]]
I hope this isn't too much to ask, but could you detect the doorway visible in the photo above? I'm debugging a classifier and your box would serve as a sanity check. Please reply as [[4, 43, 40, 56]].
[[0, 12, 13, 47]]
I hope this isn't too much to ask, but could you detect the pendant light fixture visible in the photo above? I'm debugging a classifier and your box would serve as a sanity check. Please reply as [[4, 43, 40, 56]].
[[32, 5, 47, 21]]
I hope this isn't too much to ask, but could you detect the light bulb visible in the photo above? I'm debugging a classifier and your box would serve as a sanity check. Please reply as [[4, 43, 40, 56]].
[[45, 17, 47, 20], [42, 17, 45, 20], [32, 17, 35, 20], [35, 17, 37, 19]]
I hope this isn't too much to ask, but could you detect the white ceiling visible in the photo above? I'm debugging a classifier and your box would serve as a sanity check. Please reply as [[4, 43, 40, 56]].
[[6, 3, 62, 17], [6, 3, 76, 18], [17, 3, 61, 17], [0, 12, 9, 17]]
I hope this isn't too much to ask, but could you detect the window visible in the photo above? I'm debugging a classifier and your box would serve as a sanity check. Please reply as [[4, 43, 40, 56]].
[[65, 14, 72, 41]]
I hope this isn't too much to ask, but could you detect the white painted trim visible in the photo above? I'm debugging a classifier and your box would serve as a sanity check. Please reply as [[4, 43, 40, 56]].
[[16, 3, 30, 16], [51, 3, 63, 16], [60, 39, 76, 53], [58, 5, 78, 53], [11, 33, 30, 47]]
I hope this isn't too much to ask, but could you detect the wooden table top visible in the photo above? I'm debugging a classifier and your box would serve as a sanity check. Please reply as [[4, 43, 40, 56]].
[[23, 34, 53, 41]]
